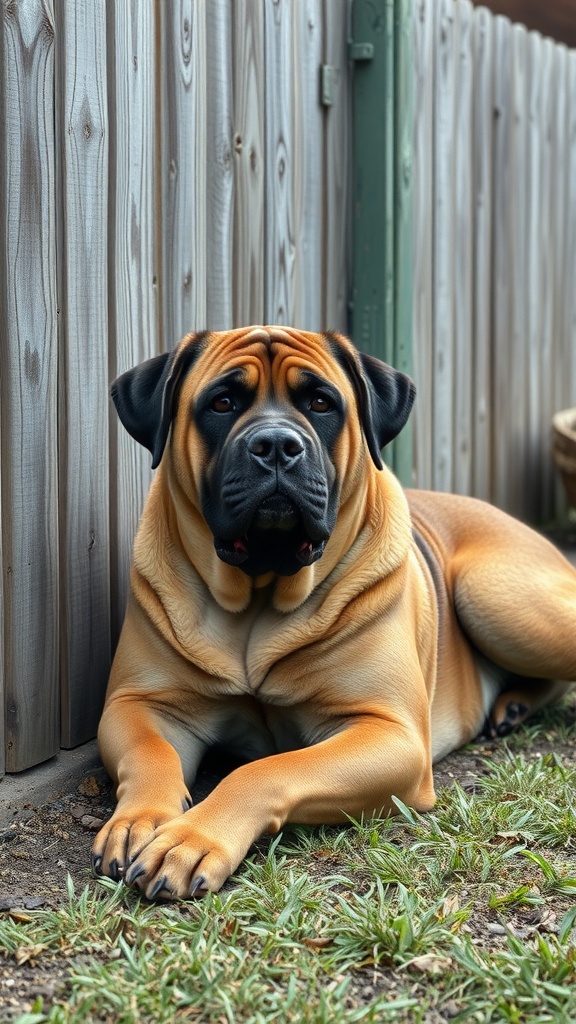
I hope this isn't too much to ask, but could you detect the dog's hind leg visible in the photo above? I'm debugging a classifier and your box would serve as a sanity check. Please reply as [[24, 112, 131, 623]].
[[449, 507, 576, 685]]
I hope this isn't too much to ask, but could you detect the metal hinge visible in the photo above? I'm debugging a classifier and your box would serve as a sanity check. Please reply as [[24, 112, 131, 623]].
[[320, 64, 339, 106], [348, 41, 374, 61]]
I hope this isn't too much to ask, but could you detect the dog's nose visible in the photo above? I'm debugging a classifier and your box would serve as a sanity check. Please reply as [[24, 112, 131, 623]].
[[247, 426, 305, 468]]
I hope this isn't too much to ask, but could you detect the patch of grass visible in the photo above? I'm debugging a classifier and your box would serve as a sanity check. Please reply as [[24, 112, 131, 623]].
[[3, 741, 576, 1023]]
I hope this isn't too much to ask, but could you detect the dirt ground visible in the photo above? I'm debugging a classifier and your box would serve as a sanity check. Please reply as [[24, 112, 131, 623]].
[[1, 717, 576, 1019]]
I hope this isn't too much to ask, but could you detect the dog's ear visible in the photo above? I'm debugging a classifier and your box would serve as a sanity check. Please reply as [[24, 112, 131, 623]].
[[357, 353, 416, 468], [331, 342, 415, 469], [111, 336, 203, 468]]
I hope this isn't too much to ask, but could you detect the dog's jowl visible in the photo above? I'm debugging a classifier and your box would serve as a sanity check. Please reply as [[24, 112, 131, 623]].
[[92, 326, 576, 900]]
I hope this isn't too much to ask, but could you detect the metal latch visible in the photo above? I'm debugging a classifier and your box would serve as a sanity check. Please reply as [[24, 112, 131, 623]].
[[348, 41, 374, 61]]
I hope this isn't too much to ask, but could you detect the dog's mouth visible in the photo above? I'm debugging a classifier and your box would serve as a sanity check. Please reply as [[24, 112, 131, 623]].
[[215, 495, 327, 574]]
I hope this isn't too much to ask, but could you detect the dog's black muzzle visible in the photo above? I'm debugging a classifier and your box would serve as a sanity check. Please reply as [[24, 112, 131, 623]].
[[202, 418, 337, 577]]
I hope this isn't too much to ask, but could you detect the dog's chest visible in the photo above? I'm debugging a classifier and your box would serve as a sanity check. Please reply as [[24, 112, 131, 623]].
[[191, 595, 329, 702]]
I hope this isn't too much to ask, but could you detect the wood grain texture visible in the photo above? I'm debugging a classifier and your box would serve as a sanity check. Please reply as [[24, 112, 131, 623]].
[[264, 0, 294, 324], [0, 0, 60, 770], [291, 0, 323, 330], [322, 0, 350, 332], [507, 22, 529, 518], [432, 0, 458, 492], [412, 0, 434, 491], [205, 0, 234, 330], [490, 16, 513, 512], [471, 7, 494, 502], [452, 0, 473, 495], [524, 30, 543, 518], [393, 0, 415, 484], [56, 0, 111, 748], [536, 37, 555, 522], [107, 0, 158, 643], [159, 0, 207, 349], [232, 0, 265, 325]]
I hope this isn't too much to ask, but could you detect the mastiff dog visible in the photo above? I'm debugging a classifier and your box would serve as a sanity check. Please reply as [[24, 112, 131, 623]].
[[93, 326, 576, 900]]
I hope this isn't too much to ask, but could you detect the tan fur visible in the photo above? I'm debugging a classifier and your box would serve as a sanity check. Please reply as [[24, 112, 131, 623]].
[[94, 327, 576, 900]]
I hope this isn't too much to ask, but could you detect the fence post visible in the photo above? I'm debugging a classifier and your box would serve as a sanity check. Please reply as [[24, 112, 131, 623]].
[[349, 0, 414, 482]]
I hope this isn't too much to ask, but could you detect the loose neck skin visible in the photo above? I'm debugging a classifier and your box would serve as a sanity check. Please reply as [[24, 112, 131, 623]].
[[135, 452, 413, 618]]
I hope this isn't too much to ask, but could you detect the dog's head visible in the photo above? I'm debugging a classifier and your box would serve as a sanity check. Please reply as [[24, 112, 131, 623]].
[[112, 327, 414, 602]]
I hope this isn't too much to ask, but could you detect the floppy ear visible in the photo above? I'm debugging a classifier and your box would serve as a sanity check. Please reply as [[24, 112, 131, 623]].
[[111, 337, 202, 469], [331, 343, 415, 469], [358, 353, 416, 468]]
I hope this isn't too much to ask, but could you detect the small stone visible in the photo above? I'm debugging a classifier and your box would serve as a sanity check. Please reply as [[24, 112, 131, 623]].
[[80, 815, 104, 831], [78, 775, 101, 797]]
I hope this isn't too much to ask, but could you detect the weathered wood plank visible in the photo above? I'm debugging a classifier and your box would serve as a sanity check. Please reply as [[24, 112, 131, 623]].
[[264, 0, 294, 324], [432, 0, 458, 492], [159, 0, 207, 349], [57, 0, 111, 747], [322, 0, 350, 332], [393, 0, 415, 484], [490, 16, 514, 512], [452, 0, 473, 496], [412, 0, 434, 491], [0, 0, 59, 770], [107, 0, 158, 643], [524, 30, 543, 519], [291, 0, 323, 330], [536, 37, 555, 522], [205, 0, 234, 330], [551, 45, 569, 517], [232, 0, 265, 326], [471, 7, 494, 503], [508, 23, 529, 519]]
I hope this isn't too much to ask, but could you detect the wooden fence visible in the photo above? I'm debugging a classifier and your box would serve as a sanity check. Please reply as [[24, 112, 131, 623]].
[[0, 0, 351, 774], [2, 0, 576, 775], [411, 0, 576, 521]]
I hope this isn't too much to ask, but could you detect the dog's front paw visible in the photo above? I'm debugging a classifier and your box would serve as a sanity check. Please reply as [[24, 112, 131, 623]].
[[92, 801, 190, 883], [123, 812, 240, 900]]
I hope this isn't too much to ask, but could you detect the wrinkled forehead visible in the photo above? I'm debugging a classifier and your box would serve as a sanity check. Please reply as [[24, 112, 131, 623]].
[[180, 325, 356, 397]]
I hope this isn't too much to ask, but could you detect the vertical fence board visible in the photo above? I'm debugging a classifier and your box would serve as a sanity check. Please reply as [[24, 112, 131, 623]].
[[0, 0, 59, 770], [393, 0, 414, 484], [412, 0, 434, 491], [524, 31, 543, 516], [490, 17, 513, 510], [453, 0, 474, 495], [264, 0, 294, 324], [561, 53, 576, 452], [322, 0, 350, 332], [432, 0, 458, 492], [0, 0, 5, 779], [508, 24, 528, 518], [471, 8, 493, 502], [159, 0, 207, 349], [232, 0, 265, 325], [291, 0, 324, 330], [537, 38, 555, 522], [107, 0, 158, 642], [57, 0, 111, 747], [206, 0, 234, 331]]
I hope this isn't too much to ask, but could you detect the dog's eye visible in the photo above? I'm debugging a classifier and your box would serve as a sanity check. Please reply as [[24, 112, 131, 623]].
[[211, 392, 234, 413], [309, 392, 332, 413]]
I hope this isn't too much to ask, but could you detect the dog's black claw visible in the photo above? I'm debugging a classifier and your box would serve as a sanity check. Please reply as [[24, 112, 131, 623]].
[[150, 876, 171, 900], [91, 855, 102, 875], [496, 721, 513, 737], [182, 795, 193, 811], [126, 862, 146, 886], [190, 875, 207, 898], [107, 856, 121, 880]]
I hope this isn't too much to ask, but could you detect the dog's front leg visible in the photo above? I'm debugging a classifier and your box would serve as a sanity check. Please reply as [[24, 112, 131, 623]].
[[124, 714, 435, 900], [92, 699, 205, 881]]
